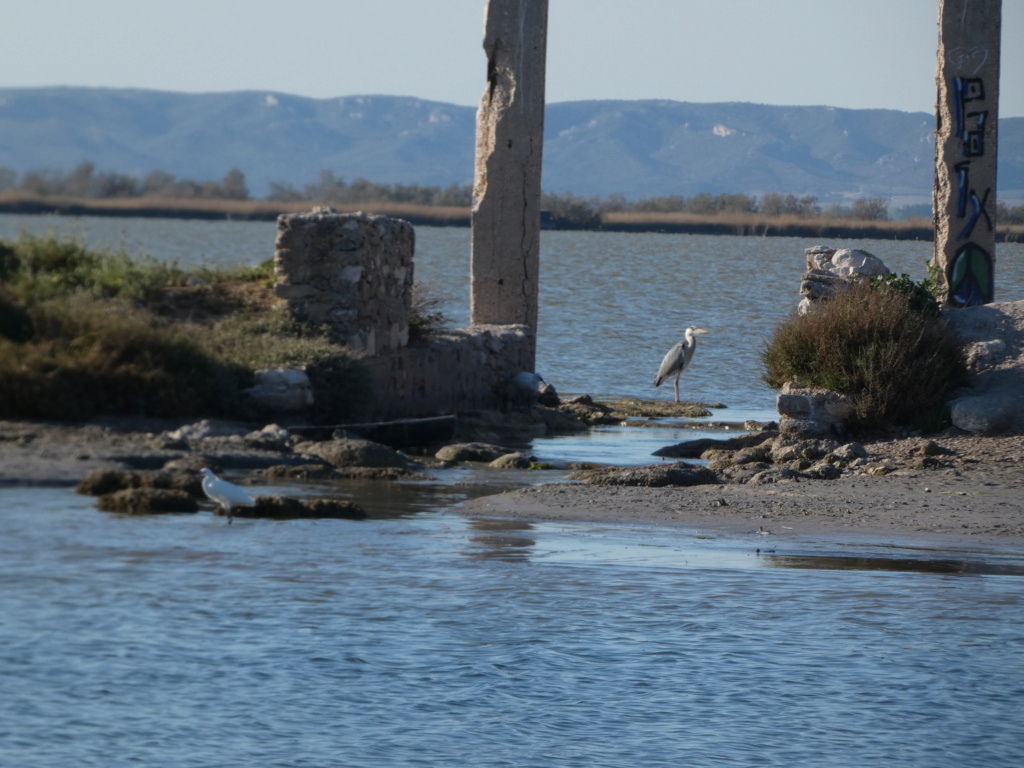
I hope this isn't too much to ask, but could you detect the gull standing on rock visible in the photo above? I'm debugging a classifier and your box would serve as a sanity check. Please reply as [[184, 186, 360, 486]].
[[654, 327, 707, 403]]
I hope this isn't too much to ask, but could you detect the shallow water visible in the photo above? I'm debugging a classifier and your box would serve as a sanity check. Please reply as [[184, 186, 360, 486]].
[[2, 486, 1023, 767]]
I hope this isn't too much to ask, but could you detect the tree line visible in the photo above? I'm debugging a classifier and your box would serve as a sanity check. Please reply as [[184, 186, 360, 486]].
[[540, 191, 899, 228], [2, 160, 1022, 227], [0, 162, 252, 203]]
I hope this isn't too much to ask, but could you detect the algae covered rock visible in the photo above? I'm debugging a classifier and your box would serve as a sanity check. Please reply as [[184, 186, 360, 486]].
[[77, 468, 200, 497], [435, 442, 511, 463], [229, 495, 365, 520], [97, 488, 199, 515], [295, 437, 408, 468], [489, 452, 537, 469], [567, 462, 719, 487]]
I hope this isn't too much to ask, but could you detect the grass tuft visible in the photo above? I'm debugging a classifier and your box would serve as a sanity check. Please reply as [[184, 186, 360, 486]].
[[408, 281, 450, 342]]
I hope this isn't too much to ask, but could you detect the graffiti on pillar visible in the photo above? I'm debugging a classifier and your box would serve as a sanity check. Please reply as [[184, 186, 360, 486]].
[[946, 72, 994, 307], [948, 242, 993, 307], [954, 161, 992, 239]]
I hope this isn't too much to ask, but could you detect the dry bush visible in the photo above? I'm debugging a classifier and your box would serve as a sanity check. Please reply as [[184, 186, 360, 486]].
[[762, 281, 968, 429]]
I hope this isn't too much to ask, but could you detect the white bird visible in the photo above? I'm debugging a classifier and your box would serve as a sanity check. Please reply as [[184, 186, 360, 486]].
[[199, 468, 255, 524], [653, 327, 708, 403]]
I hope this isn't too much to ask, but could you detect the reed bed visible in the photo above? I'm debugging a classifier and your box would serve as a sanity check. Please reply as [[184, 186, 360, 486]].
[[2, 192, 1020, 240], [0, 192, 471, 226]]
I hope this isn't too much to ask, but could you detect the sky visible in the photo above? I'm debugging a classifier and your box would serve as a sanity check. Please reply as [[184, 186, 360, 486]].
[[3, 0, 1023, 117]]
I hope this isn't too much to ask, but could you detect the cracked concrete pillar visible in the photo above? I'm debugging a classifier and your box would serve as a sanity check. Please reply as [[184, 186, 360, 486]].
[[470, 0, 548, 365], [933, 0, 1001, 307]]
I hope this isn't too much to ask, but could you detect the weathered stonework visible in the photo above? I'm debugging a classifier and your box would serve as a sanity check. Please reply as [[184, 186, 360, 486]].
[[268, 209, 538, 423], [274, 210, 414, 356], [244, 369, 314, 414], [776, 382, 855, 437], [798, 245, 891, 315], [470, 0, 548, 366], [360, 325, 534, 421], [933, 0, 1001, 306], [942, 300, 1024, 434]]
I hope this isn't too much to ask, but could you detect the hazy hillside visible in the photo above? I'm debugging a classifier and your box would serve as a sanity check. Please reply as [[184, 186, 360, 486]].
[[1, 86, 1021, 203]]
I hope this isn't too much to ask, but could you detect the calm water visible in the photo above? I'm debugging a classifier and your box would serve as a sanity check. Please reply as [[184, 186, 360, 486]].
[[2, 487, 1023, 767], [2, 215, 1024, 766]]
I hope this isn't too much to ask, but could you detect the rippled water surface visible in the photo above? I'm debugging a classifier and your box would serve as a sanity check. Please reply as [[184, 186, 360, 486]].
[[2, 488, 1024, 767], [2, 216, 1024, 765]]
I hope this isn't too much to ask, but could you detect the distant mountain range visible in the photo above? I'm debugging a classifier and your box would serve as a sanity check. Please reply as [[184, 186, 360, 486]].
[[1, 86, 1022, 205]]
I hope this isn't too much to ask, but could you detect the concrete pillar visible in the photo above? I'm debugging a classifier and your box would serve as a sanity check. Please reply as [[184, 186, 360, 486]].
[[470, 0, 548, 365], [933, 0, 1001, 307]]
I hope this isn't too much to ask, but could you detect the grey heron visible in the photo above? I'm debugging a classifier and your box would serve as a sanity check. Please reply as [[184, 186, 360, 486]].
[[199, 468, 255, 523], [653, 327, 707, 403]]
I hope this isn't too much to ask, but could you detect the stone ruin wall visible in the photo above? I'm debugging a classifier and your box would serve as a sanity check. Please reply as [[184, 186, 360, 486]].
[[359, 325, 534, 421], [275, 210, 414, 356], [273, 211, 533, 422]]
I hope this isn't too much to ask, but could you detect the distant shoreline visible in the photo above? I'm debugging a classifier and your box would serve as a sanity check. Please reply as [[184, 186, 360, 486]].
[[1, 195, 1020, 242], [0, 197, 473, 229]]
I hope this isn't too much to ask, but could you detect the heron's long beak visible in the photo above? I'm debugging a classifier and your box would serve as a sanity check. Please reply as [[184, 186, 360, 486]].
[[692, 328, 709, 334]]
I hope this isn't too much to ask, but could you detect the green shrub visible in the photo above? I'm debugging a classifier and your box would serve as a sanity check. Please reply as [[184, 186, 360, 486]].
[[1, 233, 195, 305], [305, 355, 375, 424], [0, 236, 382, 423], [0, 296, 253, 419], [202, 311, 375, 424], [762, 280, 967, 429], [0, 240, 20, 281], [1, 234, 276, 308], [193, 257, 276, 287], [920, 261, 947, 305], [0, 288, 34, 342], [873, 273, 940, 318]]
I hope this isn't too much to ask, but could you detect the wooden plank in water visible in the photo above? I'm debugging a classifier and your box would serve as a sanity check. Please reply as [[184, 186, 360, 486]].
[[289, 415, 457, 449]]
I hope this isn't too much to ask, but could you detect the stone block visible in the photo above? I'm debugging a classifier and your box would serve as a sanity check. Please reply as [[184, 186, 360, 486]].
[[778, 383, 854, 436], [358, 324, 534, 421], [950, 392, 1015, 435], [776, 393, 811, 417], [805, 245, 835, 271], [831, 248, 890, 277], [963, 339, 1008, 372], [245, 368, 314, 413], [779, 418, 831, 437], [796, 246, 890, 313]]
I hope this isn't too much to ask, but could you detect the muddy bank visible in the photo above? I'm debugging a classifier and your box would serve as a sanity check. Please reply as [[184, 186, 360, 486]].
[[2, 417, 1022, 552], [0, 417, 314, 487], [461, 433, 1024, 551]]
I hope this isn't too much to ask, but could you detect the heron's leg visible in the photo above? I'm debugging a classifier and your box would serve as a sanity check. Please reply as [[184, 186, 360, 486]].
[[674, 376, 681, 403]]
